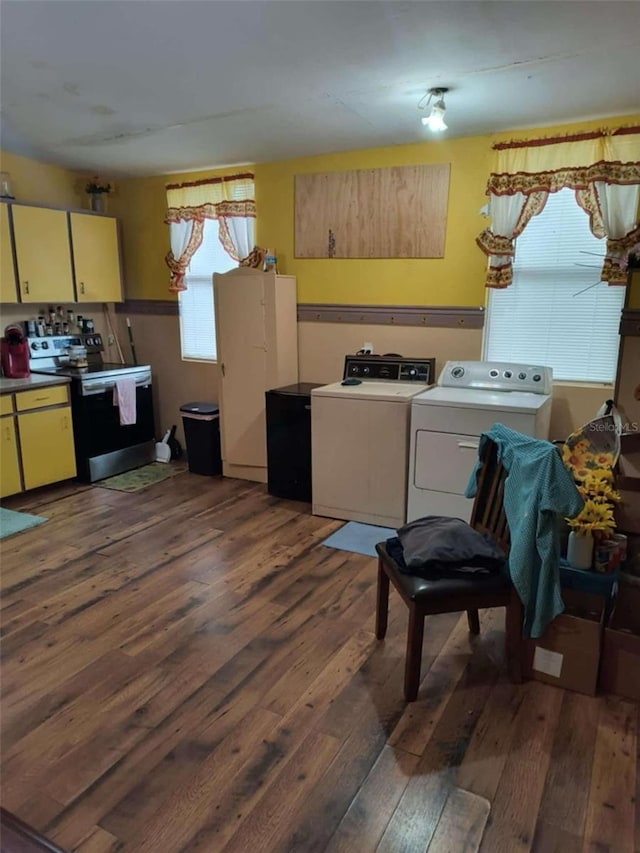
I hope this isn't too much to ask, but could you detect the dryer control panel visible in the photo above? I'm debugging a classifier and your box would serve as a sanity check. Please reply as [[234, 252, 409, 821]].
[[343, 355, 435, 383], [439, 360, 553, 394]]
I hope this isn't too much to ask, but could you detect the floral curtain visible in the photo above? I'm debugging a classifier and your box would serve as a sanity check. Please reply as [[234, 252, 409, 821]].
[[164, 173, 256, 292], [477, 127, 640, 288]]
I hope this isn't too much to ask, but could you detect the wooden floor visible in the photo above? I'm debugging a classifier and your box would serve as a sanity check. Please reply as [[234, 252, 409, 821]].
[[1, 472, 638, 853]]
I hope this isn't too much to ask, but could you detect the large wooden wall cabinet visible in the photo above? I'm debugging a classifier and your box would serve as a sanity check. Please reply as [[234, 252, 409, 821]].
[[0, 383, 76, 497], [0, 204, 18, 303], [0, 201, 124, 304], [214, 268, 298, 483], [11, 205, 75, 302], [70, 213, 123, 302]]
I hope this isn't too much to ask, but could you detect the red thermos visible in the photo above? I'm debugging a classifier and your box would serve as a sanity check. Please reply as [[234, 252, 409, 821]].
[[1, 325, 30, 378]]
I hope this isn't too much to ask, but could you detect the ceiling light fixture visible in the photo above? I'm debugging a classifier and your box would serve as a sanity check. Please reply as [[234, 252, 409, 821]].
[[418, 87, 449, 132]]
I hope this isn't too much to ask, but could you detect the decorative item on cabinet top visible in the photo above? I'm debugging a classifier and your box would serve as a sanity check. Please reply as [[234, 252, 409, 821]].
[[84, 175, 112, 214]]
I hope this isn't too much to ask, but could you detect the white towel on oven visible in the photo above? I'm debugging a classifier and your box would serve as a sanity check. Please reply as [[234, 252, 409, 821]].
[[113, 378, 137, 425]]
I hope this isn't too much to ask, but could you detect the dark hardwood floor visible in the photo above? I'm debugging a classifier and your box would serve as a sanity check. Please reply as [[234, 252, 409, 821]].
[[1, 471, 638, 852]]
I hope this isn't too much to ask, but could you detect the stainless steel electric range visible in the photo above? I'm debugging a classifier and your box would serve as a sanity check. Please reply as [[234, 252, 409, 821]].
[[28, 334, 156, 482]]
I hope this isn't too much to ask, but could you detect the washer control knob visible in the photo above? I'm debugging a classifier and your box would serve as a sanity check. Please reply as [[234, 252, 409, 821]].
[[518, 372, 527, 380], [533, 374, 541, 382], [504, 370, 512, 379], [408, 367, 417, 377], [451, 366, 465, 379], [351, 366, 359, 374], [42, 341, 49, 349], [362, 366, 370, 375], [31, 341, 40, 350], [489, 369, 499, 378]]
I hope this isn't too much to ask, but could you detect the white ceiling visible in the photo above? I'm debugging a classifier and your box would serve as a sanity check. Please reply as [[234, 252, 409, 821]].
[[1, 1, 639, 177]]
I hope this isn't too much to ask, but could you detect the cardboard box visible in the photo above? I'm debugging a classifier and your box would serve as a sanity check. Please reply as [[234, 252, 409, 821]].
[[523, 589, 604, 696], [615, 432, 640, 534], [599, 576, 640, 701]]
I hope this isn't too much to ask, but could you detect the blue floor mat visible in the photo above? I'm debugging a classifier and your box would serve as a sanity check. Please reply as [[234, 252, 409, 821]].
[[321, 521, 396, 557], [0, 507, 47, 539]]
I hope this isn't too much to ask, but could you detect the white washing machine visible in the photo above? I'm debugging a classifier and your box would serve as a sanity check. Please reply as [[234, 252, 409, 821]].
[[312, 355, 436, 528], [407, 360, 553, 523]]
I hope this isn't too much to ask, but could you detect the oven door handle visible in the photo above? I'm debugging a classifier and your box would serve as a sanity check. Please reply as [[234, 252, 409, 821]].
[[80, 373, 152, 396]]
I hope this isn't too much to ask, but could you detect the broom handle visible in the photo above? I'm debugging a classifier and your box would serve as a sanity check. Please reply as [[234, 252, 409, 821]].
[[126, 317, 137, 365]]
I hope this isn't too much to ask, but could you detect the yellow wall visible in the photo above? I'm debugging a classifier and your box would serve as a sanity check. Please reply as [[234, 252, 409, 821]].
[[112, 113, 639, 306], [0, 150, 82, 209]]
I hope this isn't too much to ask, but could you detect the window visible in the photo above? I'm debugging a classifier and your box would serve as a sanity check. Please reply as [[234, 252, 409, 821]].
[[484, 189, 626, 383], [178, 219, 236, 361]]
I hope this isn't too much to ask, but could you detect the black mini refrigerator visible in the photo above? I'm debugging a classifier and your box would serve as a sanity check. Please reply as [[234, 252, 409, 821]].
[[265, 382, 322, 502]]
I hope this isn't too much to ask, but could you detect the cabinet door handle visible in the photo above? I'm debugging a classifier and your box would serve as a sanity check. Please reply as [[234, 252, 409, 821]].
[[23, 280, 29, 294], [62, 414, 69, 430], [80, 282, 85, 294], [458, 441, 479, 451], [221, 363, 225, 377], [34, 396, 49, 402], [4, 425, 11, 441]]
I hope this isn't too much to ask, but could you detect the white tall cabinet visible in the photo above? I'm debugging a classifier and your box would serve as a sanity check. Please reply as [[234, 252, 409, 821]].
[[214, 267, 299, 483]]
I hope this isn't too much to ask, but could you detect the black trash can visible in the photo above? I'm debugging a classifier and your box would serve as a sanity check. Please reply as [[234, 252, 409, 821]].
[[179, 402, 222, 476]]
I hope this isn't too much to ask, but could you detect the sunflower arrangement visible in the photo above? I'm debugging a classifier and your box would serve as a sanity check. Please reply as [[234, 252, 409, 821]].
[[565, 467, 621, 539]]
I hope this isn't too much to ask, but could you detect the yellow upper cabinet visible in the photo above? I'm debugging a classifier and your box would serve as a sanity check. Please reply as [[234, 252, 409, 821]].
[[70, 213, 123, 303], [0, 204, 18, 303], [12, 205, 75, 303]]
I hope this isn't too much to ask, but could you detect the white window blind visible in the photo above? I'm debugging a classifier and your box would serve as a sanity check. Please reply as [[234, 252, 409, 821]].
[[484, 188, 626, 382], [178, 219, 236, 361]]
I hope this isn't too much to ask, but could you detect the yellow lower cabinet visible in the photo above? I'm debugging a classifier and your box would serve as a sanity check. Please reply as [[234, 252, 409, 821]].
[[19, 406, 76, 490], [0, 417, 22, 497]]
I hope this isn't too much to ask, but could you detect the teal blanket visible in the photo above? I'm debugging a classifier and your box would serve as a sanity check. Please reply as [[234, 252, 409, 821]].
[[466, 424, 583, 638]]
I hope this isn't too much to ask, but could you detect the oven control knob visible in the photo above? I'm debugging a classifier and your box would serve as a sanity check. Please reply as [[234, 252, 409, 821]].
[[351, 366, 359, 374], [451, 366, 465, 379], [95, 335, 102, 346], [518, 372, 527, 380], [362, 366, 370, 375], [504, 370, 512, 379], [42, 341, 49, 349], [533, 374, 541, 382], [86, 337, 93, 346], [490, 369, 499, 378], [31, 341, 40, 350]]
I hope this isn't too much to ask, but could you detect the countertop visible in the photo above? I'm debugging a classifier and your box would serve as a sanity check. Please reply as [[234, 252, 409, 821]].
[[0, 374, 72, 394]]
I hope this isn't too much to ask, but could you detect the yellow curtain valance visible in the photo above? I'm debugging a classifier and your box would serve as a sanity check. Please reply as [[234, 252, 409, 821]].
[[166, 173, 254, 207], [489, 130, 640, 196]]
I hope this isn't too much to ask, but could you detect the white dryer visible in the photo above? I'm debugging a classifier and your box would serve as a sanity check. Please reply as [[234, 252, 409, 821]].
[[407, 360, 553, 523], [312, 355, 436, 528]]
